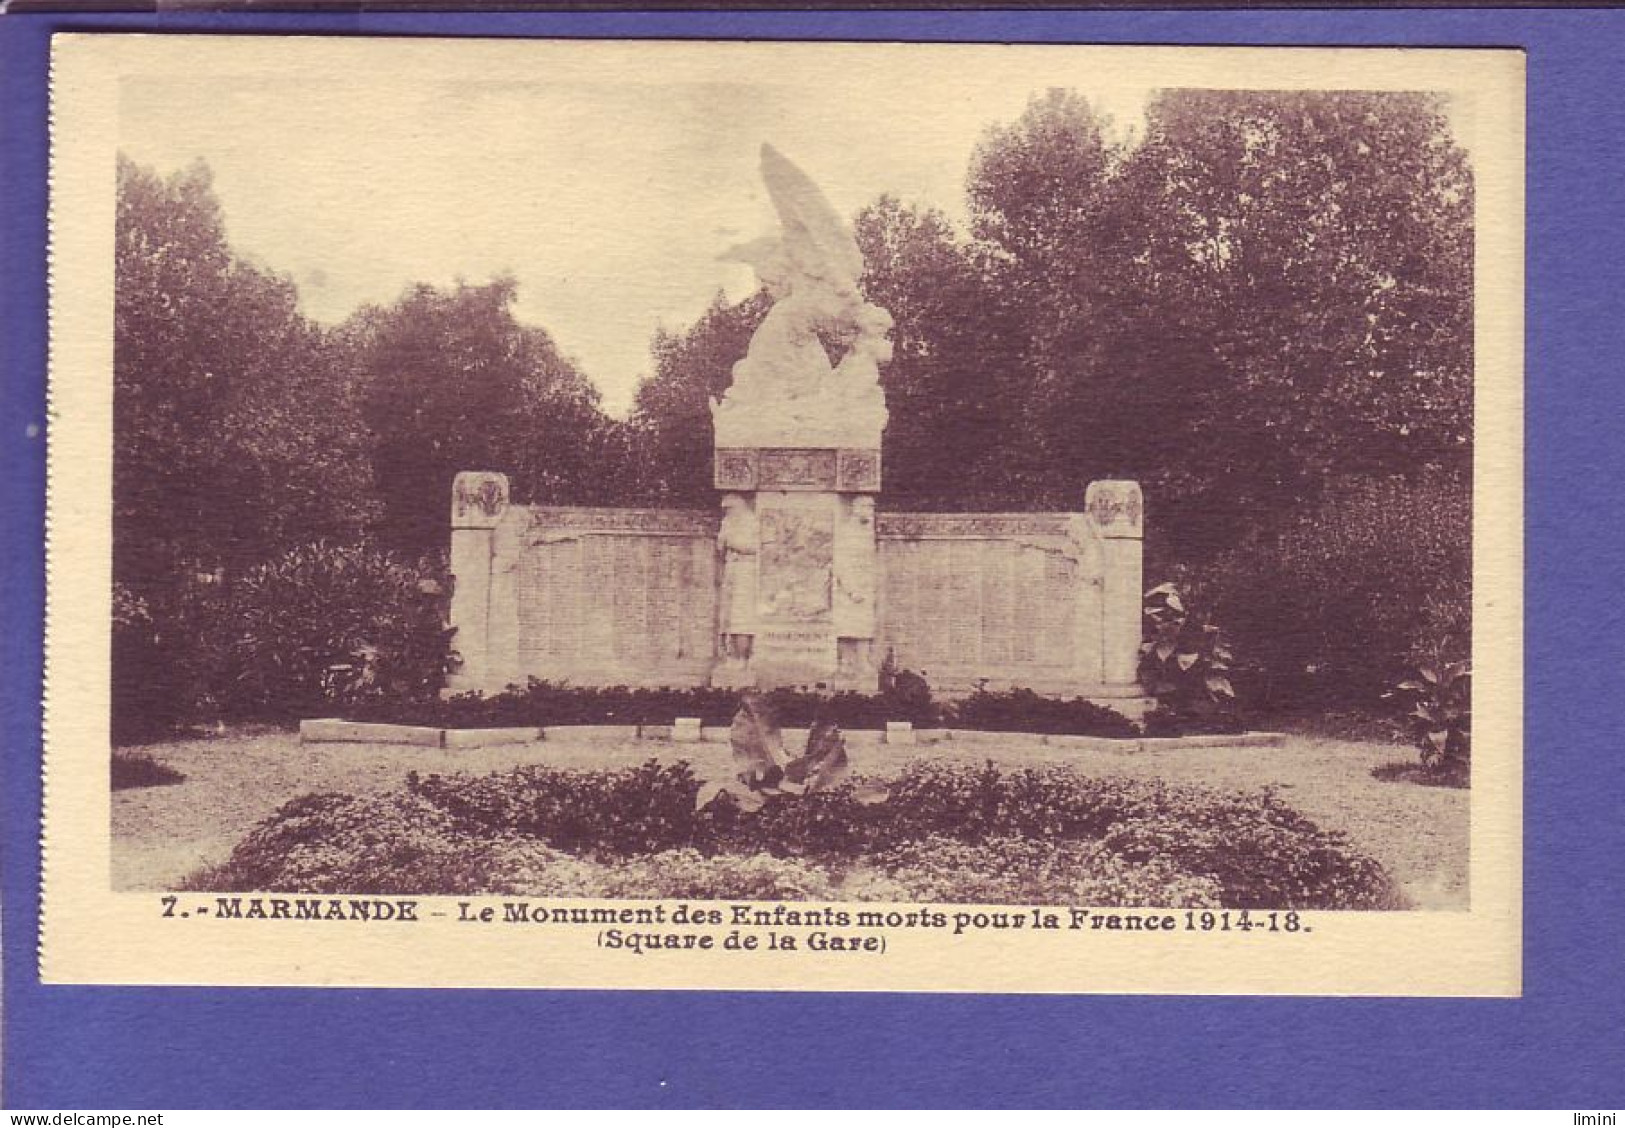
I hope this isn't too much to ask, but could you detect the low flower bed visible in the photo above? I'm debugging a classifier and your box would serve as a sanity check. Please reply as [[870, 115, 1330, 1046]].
[[183, 759, 1404, 910], [334, 680, 1177, 738]]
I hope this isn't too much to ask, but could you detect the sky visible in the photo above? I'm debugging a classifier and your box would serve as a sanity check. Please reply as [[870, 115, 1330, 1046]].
[[116, 39, 1470, 416]]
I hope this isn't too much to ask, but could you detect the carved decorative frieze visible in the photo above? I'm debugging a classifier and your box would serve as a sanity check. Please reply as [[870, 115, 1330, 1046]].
[[452, 471, 510, 529], [522, 506, 716, 538], [758, 448, 839, 490], [836, 448, 882, 492], [877, 512, 1077, 540], [713, 449, 758, 491], [714, 447, 883, 493], [1085, 480, 1144, 539]]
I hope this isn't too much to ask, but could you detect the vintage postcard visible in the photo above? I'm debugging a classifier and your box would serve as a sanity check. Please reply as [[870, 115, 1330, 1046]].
[[44, 34, 1523, 993]]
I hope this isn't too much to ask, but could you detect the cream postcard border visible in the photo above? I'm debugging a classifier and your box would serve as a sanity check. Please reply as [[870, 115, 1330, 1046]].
[[43, 35, 1524, 994]]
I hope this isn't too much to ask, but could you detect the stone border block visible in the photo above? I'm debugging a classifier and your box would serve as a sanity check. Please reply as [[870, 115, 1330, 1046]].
[[1137, 731, 1287, 752], [441, 727, 543, 749], [300, 719, 444, 746], [885, 721, 916, 745]]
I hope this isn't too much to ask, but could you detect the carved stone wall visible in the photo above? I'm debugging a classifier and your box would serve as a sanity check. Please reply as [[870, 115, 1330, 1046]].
[[449, 492, 720, 693], [449, 477, 1144, 704]]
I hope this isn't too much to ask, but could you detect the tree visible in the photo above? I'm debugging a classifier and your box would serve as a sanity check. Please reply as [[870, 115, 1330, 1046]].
[[1116, 90, 1474, 554], [340, 277, 615, 553], [952, 88, 1474, 561], [628, 291, 769, 505], [967, 87, 1118, 268], [114, 155, 380, 738], [853, 196, 1029, 507], [114, 154, 375, 589], [963, 89, 1173, 507]]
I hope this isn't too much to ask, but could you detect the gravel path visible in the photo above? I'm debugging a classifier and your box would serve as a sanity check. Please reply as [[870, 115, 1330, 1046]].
[[113, 728, 1467, 908]]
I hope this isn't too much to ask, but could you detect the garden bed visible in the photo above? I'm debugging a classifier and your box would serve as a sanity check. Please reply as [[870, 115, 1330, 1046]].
[[114, 728, 1466, 906], [183, 757, 1401, 910]]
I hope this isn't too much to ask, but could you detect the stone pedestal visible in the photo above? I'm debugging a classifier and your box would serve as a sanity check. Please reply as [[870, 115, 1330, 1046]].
[[713, 447, 881, 691]]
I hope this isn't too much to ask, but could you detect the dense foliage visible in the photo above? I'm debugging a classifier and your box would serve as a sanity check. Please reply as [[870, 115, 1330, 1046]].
[[339, 277, 632, 553], [114, 543, 451, 740], [220, 542, 455, 719], [115, 157, 376, 589], [187, 759, 1403, 910], [1196, 471, 1472, 706], [1138, 583, 1238, 723]]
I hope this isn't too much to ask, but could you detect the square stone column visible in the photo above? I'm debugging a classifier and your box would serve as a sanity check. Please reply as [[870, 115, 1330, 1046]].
[[1086, 480, 1145, 692], [446, 471, 508, 694]]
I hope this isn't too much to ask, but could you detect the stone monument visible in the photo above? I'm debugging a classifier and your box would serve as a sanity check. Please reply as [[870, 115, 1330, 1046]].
[[710, 144, 890, 690], [445, 143, 1148, 716]]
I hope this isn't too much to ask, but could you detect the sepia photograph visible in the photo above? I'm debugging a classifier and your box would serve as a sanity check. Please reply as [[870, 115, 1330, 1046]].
[[43, 35, 1523, 993]]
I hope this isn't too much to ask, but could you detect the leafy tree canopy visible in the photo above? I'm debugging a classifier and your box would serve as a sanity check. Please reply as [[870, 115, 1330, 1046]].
[[338, 275, 621, 553], [115, 155, 375, 587]]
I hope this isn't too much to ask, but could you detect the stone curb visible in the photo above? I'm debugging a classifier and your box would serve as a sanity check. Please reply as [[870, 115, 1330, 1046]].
[[299, 719, 446, 746], [442, 726, 544, 749], [301, 717, 1286, 753]]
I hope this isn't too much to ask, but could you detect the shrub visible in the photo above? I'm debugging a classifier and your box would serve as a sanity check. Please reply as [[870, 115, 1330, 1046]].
[[181, 790, 602, 896], [182, 788, 839, 898], [1390, 653, 1471, 778], [869, 761, 1164, 847], [407, 759, 703, 857], [878, 654, 938, 724], [111, 751, 187, 790], [342, 679, 943, 731], [875, 759, 1007, 844], [949, 689, 1138, 736], [1138, 583, 1239, 724], [709, 784, 889, 858], [220, 541, 454, 720], [1202, 471, 1471, 707], [339, 676, 1150, 738], [111, 578, 231, 744], [1101, 788, 1404, 910], [769, 686, 942, 729]]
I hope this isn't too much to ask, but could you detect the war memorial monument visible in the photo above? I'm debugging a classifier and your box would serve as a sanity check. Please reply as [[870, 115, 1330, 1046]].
[[448, 145, 1147, 715]]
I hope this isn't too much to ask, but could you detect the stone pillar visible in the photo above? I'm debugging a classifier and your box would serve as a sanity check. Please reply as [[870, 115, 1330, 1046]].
[[834, 493, 880, 689], [447, 471, 508, 695], [1086, 480, 1144, 692], [712, 488, 759, 689]]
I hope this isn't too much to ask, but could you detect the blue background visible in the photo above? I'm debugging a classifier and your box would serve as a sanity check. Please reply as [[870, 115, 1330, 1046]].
[[3, 8, 1620, 1109]]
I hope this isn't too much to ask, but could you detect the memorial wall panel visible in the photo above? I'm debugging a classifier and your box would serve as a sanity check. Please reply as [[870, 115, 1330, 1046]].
[[511, 507, 717, 686], [876, 513, 1089, 692]]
